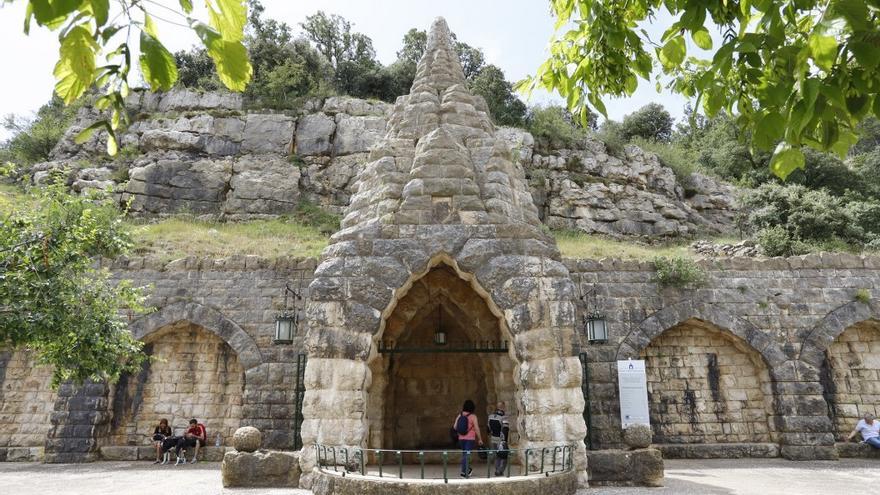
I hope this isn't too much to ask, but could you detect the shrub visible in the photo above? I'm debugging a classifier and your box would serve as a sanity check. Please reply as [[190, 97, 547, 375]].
[[621, 103, 673, 142], [854, 289, 871, 305], [293, 200, 340, 235], [652, 256, 707, 288], [630, 137, 696, 190], [596, 120, 626, 158], [526, 105, 586, 153], [756, 225, 808, 257]]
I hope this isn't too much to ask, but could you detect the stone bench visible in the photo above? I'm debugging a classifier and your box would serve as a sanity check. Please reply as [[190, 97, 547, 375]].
[[0, 447, 44, 462], [656, 443, 779, 459], [835, 442, 880, 459], [99, 445, 231, 462]]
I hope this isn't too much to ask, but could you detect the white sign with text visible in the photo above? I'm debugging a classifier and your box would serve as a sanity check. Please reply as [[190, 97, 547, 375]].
[[617, 359, 650, 428]]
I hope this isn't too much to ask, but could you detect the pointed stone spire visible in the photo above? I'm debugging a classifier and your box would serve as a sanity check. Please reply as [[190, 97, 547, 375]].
[[411, 17, 469, 94]]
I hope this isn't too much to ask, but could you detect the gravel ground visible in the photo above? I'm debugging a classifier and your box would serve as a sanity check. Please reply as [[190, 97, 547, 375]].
[[0, 458, 877, 495]]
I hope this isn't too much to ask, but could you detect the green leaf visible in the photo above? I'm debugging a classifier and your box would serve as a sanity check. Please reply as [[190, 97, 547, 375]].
[[658, 36, 686, 69], [53, 25, 99, 104], [770, 144, 805, 180], [106, 129, 118, 155], [587, 92, 607, 117], [193, 23, 252, 92], [143, 12, 159, 39], [139, 32, 178, 91], [692, 28, 713, 50], [207, 0, 247, 42], [754, 112, 785, 150], [29, 0, 80, 30], [808, 33, 838, 71], [179, 0, 194, 14], [848, 41, 880, 70], [74, 120, 108, 144], [830, 0, 869, 30], [87, 0, 109, 27]]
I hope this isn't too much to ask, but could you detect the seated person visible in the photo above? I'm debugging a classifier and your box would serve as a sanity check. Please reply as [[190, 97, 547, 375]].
[[847, 412, 880, 449], [175, 418, 207, 464], [152, 418, 172, 464]]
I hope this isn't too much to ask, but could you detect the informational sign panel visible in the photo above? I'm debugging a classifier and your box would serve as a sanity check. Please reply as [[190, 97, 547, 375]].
[[617, 359, 650, 428]]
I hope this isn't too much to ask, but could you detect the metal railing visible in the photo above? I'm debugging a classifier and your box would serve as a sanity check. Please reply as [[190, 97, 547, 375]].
[[315, 444, 575, 484]]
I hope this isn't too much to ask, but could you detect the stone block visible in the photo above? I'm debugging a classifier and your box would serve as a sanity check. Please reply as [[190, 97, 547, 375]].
[[587, 448, 663, 487], [835, 442, 880, 458], [100, 446, 139, 461], [623, 424, 652, 449], [221, 450, 300, 488]]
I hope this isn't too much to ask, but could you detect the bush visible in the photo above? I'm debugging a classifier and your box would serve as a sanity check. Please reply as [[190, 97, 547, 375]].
[[596, 120, 626, 158], [526, 106, 586, 153], [739, 183, 867, 253], [293, 200, 340, 235], [652, 256, 707, 288], [621, 103, 673, 142]]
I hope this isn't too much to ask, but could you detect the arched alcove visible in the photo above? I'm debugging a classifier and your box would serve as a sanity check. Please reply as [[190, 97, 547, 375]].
[[639, 318, 776, 444], [822, 318, 880, 436], [366, 263, 517, 450], [109, 321, 245, 446]]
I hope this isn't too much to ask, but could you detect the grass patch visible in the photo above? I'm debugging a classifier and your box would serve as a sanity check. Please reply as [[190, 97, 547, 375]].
[[554, 230, 695, 260], [0, 183, 30, 213], [127, 216, 329, 260]]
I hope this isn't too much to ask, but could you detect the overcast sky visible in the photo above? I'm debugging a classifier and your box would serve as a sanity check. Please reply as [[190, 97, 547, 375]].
[[0, 0, 691, 134]]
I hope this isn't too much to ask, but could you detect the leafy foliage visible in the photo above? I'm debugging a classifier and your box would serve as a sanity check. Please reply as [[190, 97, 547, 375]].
[[0, 181, 147, 385], [1, 97, 79, 166], [18, 0, 253, 156], [620, 103, 673, 142], [526, 105, 587, 153], [469, 65, 527, 127], [652, 256, 707, 288], [528, 0, 880, 179]]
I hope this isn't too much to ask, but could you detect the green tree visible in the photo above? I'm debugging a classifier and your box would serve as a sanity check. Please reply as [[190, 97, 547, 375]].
[[397, 28, 427, 66], [526, 0, 880, 179], [0, 181, 147, 385], [393, 28, 486, 81], [620, 103, 673, 142], [13, 0, 253, 155], [470, 65, 527, 127], [300, 11, 376, 71], [527, 105, 587, 152], [1, 97, 79, 165], [174, 48, 219, 91]]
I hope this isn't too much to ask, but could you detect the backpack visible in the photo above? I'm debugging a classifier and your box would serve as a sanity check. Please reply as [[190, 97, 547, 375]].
[[455, 413, 470, 435]]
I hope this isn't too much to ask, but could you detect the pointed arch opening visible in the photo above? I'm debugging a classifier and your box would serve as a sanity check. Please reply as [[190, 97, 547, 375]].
[[822, 318, 880, 437], [365, 255, 518, 450]]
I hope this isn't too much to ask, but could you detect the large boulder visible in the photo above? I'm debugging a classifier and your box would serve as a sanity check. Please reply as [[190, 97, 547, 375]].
[[223, 154, 300, 216], [242, 114, 295, 154], [221, 449, 300, 488], [232, 426, 261, 453]]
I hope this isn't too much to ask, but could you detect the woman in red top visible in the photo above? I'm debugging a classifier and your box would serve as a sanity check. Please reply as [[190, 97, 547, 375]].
[[452, 399, 483, 478]]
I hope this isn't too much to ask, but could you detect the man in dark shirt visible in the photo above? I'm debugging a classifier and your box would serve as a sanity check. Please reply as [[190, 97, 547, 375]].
[[488, 401, 510, 476]]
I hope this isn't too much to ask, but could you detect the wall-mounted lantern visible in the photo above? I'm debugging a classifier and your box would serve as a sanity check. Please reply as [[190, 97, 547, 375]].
[[579, 285, 608, 343], [274, 279, 302, 344], [433, 304, 447, 346]]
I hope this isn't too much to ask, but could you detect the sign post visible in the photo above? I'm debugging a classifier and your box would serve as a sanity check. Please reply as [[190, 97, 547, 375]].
[[617, 359, 650, 428]]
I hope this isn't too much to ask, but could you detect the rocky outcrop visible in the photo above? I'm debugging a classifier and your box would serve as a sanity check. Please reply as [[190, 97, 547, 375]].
[[29, 80, 736, 238]]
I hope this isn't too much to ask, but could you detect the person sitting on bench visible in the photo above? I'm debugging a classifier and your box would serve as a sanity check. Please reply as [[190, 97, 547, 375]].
[[175, 418, 207, 464], [151, 418, 172, 464]]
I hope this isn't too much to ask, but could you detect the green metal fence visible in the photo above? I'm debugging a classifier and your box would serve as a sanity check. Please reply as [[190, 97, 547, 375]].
[[315, 444, 575, 483]]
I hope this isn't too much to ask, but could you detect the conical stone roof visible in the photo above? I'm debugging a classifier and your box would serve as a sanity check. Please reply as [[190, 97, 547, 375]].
[[340, 17, 544, 234]]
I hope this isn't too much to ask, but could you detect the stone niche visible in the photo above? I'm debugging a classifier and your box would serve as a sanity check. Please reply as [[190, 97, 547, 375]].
[[824, 319, 880, 436], [367, 264, 518, 450], [640, 318, 776, 444], [0, 349, 56, 451], [108, 321, 244, 446]]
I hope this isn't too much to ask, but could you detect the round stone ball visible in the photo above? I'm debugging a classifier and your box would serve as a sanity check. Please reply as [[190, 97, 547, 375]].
[[623, 424, 652, 449], [233, 426, 261, 452]]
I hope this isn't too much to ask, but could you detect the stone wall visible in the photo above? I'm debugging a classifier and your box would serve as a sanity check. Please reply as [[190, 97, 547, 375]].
[[0, 350, 55, 449], [570, 253, 880, 460], [824, 320, 880, 436]]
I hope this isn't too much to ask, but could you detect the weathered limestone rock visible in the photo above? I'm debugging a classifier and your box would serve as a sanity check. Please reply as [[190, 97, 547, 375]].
[[295, 113, 336, 156], [223, 154, 300, 216], [587, 448, 664, 487], [333, 114, 386, 155], [241, 114, 294, 154], [623, 424, 652, 449], [221, 450, 300, 488], [233, 426, 262, 453]]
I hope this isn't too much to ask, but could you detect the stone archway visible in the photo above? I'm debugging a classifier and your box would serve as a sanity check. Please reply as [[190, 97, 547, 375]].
[[109, 321, 245, 446], [638, 318, 776, 445], [366, 263, 516, 450], [820, 318, 880, 437]]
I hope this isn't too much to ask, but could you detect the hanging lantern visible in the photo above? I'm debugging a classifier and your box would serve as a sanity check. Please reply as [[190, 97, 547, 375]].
[[274, 312, 296, 344], [274, 280, 302, 345], [434, 304, 447, 346], [585, 310, 608, 343]]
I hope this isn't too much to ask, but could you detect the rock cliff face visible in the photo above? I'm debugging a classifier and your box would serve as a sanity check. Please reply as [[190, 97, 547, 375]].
[[29, 69, 736, 238]]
